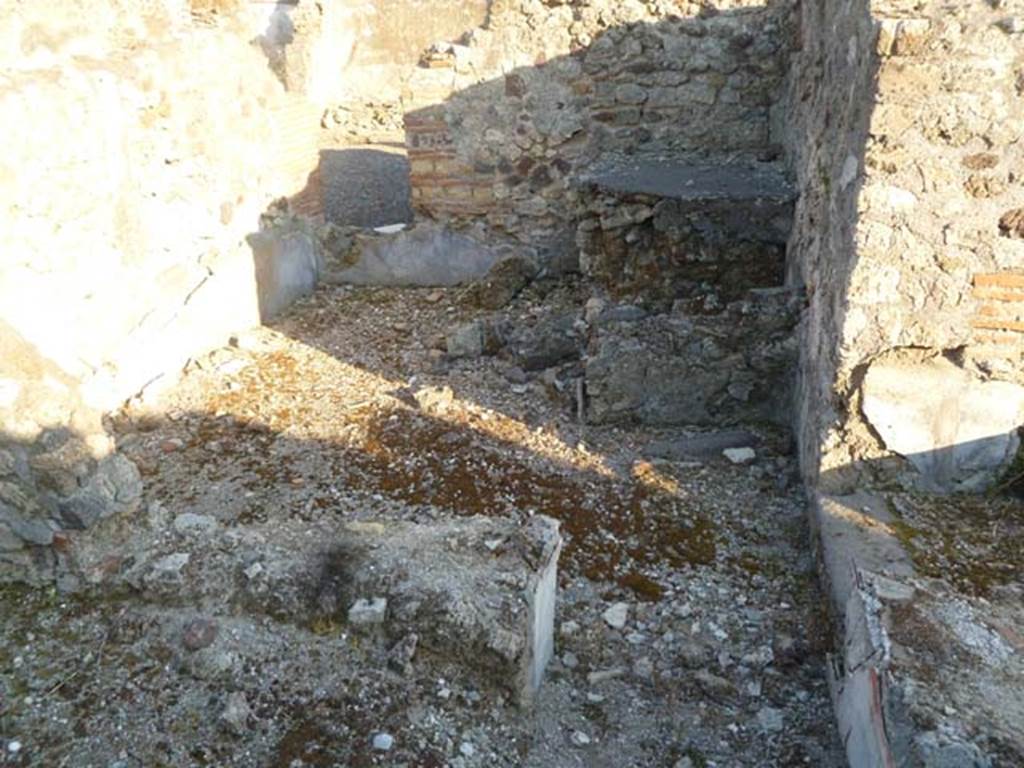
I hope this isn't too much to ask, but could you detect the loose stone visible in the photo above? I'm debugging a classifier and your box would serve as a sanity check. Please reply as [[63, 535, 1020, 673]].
[[602, 602, 629, 629]]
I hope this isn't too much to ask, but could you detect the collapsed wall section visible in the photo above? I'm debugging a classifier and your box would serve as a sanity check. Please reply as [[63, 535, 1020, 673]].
[[0, 0, 324, 583], [785, 0, 1024, 493]]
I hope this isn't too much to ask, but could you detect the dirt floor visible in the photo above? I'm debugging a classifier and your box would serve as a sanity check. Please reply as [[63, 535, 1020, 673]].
[[0, 281, 846, 767]]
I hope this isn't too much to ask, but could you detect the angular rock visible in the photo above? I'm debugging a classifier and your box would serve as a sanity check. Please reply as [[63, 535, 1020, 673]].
[[173, 513, 218, 536], [54, 453, 142, 531], [146, 553, 191, 587], [586, 291, 799, 426], [723, 447, 756, 465], [602, 602, 629, 629], [446, 320, 504, 359], [646, 430, 760, 461], [182, 617, 219, 652], [348, 597, 388, 626], [512, 314, 580, 371], [372, 733, 394, 751], [694, 669, 736, 701], [757, 706, 784, 732], [233, 516, 562, 705], [326, 223, 507, 287], [388, 633, 419, 674], [460, 253, 538, 310], [219, 692, 251, 736], [0, 507, 54, 547]]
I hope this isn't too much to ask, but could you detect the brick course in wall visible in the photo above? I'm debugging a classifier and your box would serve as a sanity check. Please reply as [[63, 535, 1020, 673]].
[[274, 96, 324, 218], [405, 111, 496, 217]]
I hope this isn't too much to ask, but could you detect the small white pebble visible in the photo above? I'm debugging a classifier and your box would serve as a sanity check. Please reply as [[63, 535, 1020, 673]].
[[560, 620, 580, 637], [8, 741, 22, 754], [602, 602, 629, 630], [372, 733, 393, 751], [460, 742, 476, 757], [570, 730, 592, 746]]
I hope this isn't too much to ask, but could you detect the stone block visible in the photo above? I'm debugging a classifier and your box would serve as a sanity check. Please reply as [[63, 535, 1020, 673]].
[[325, 223, 506, 287], [575, 161, 793, 301], [248, 227, 322, 322], [232, 516, 562, 704], [861, 354, 1024, 492]]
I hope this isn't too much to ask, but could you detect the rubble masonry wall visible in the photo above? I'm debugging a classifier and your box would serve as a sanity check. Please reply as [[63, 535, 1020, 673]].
[[784, 0, 1024, 491], [405, 0, 796, 262]]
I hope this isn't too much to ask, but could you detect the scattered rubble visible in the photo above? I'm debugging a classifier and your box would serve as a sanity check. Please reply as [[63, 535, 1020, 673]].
[[219, 692, 252, 736], [0, 285, 844, 766]]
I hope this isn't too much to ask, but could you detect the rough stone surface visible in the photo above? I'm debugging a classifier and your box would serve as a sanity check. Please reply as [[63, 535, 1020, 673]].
[[784, 0, 1024, 493], [585, 290, 800, 426], [348, 597, 388, 626], [126, 512, 563, 706], [0, 283, 843, 766], [249, 224, 322, 323], [511, 313, 582, 373], [813, 492, 1024, 767], [0, 3, 321, 414], [446, 319, 506, 359], [219, 692, 252, 736], [4, 0, 1024, 763], [182, 617, 219, 652], [0, 323, 143, 581], [577, 161, 793, 302], [0, 1, 324, 581], [861, 354, 1024, 492], [324, 223, 510, 287], [459, 255, 539, 311]]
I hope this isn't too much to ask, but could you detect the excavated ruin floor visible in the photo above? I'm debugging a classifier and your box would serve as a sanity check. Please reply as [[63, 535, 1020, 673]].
[[0, 282, 845, 767]]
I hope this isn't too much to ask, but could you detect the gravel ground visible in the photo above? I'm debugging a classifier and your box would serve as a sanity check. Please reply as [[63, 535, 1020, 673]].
[[0, 282, 845, 767], [320, 145, 413, 229]]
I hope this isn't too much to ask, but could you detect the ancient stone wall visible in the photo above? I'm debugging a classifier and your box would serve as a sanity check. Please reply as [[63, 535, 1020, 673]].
[[575, 162, 795, 303], [0, 0, 324, 582], [405, 0, 796, 265], [784, 0, 1024, 492]]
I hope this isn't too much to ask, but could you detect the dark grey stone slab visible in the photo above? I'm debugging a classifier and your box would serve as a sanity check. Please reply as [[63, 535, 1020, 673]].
[[578, 160, 796, 205]]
